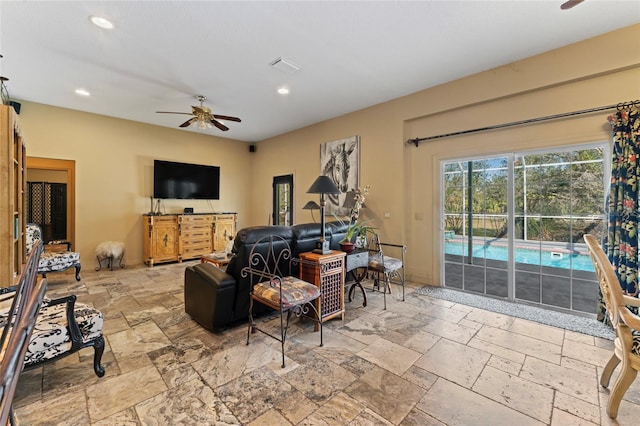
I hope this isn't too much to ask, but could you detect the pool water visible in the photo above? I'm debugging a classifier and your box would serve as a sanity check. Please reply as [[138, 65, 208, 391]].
[[444, 241, 595, 272]]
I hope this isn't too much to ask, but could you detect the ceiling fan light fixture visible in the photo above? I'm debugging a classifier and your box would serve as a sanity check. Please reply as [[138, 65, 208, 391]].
[[277, 87, 290, 95], [156, 94, 239, 132], [197, 120, 212, 130], [89, 15, 114, 29]]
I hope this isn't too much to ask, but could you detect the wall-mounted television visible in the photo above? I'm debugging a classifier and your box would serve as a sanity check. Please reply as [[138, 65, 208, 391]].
[[153, 160, 220, 200]]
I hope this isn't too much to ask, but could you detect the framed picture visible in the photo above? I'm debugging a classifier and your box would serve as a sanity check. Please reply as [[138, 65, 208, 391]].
[[320, 135, 360, 216]]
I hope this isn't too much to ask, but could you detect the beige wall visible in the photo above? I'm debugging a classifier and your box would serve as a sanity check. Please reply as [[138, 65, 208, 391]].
[[18, 103, 253, 265], [253, 24, 640, 285], [15, 25, 640, 282]]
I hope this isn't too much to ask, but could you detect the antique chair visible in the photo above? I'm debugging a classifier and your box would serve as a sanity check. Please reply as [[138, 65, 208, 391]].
[[10, 224, 105, 377], [27, 223, 81, 281], [243, 234, 323, 368], [584, 234, 640, 419], [367, 232, 406, 310], [0, 241, 47, 425]]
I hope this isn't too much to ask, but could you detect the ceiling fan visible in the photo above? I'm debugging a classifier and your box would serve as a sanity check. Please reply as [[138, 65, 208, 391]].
[[156, 95, 241, 131]]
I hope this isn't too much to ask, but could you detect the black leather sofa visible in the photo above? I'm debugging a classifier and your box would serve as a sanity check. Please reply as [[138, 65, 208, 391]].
[[184, 221, 348, 331]]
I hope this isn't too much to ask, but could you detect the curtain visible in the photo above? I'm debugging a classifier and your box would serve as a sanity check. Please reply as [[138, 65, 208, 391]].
[[604, 103, 640, 321]]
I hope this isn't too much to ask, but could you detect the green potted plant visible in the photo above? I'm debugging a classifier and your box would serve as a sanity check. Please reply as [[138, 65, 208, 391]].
[[334, 218, 376, 252], [334, 185, 374, 252]]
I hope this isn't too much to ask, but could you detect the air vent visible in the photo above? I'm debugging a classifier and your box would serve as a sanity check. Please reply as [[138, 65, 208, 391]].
[[270, 57, 300, 74]]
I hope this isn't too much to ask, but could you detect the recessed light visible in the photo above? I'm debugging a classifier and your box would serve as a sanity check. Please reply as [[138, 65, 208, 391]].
[[75, 88, 91, 97], [277, 87, 290, 95], [90, 15, 114, 29]]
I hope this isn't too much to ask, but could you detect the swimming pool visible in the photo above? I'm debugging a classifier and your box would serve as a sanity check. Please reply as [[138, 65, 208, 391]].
[[444, 241, 595, 272]]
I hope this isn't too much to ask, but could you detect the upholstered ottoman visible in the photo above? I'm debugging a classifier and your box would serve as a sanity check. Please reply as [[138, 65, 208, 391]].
[[95, 241, 125, 271]]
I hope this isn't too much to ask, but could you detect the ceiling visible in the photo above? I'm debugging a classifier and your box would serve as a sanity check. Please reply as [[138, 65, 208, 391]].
[[0, 1, 638, 143]]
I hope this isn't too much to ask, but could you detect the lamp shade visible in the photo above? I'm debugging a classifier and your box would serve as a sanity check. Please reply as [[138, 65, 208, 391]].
[[302, 200, 321, 210], [307, 175, 340, 194]]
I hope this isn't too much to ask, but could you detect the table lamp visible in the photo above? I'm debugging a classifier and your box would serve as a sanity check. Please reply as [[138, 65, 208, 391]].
[[302, 200, 321, 223], [307, 176, 341, 254]]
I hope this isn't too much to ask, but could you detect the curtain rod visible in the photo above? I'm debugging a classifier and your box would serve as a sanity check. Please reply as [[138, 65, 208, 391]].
[[407, 100, 640, 147]]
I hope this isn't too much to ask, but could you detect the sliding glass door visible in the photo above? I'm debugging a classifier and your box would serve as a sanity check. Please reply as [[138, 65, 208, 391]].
[[443, 157, 510, 298], [442, 145, 607, 315]]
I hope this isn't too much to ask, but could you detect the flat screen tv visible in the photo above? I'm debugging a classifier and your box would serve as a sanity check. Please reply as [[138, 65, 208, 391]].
[[153, 160, 220, 200]]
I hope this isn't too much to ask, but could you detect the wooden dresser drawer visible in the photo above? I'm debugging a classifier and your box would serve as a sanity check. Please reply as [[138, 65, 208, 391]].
[[151, 215, 178, 225], [180, 214, 213, 225], [181, 235, 212, 247], [181, 245, 211, 258], [181, 228, 212, 240]]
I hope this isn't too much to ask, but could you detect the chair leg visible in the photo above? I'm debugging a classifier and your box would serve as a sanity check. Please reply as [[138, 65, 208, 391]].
[[607, 363, 637, 419], [247, 298, 255, 345], [279, 309, 293, 368], [93, 336, 106, 377], [383, 275, 388, 310], [280, 309, 286, 368], [601, 353, 621, 388], [74, 264, 81, 281], [319, 295, 323, 348]]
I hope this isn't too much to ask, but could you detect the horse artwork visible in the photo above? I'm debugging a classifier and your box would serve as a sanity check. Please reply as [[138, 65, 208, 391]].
[[320, 135, 360, 216]]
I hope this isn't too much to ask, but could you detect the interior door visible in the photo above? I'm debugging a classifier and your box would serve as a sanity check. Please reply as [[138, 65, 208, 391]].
[[273, 175, 293, 226]]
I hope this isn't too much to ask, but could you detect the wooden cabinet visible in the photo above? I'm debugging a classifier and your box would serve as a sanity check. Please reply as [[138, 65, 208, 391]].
[[143, 215, 179, 266], [143, 213, 237, 266], [299, 250, 346, 325], [0, 105, 26, 286], [213, 213, 236, 251]]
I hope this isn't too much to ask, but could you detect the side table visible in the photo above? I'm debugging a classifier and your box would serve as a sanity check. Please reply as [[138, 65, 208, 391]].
[[200, 253, 232, 269], [299, 250, 346, 328], [345, 249, 369, 307]]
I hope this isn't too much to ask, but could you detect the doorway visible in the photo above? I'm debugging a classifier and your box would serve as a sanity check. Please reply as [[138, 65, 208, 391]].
[[273, 174, 293, 226], [27, 182, 67, 242], [26, 157, 76, 245], [441, 144, 607, 315]]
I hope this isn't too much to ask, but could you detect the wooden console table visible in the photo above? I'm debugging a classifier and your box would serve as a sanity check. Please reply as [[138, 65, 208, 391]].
[[299, 250, 346, 326]]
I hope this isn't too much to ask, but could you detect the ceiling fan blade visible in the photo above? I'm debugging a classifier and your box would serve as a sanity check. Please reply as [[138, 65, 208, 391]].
[[156, 111, 193, 115], [179, 118, 196, 128], [560, 0, 584, 10], [212, 114, 242, 122], [211, 119, 229, 131]]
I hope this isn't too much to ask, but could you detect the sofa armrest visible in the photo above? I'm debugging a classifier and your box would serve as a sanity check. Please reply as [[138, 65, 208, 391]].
[[192, 263, 235, 289], [184, 263, 237, 331]]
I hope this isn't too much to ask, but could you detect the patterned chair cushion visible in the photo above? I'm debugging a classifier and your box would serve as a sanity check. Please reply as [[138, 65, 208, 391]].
[[630, 330, 640, 356], [25, 223, 42, 256], [253, 276, 320, 309], [39, 251, 80, 272], [368, 253, 403, 273], [23, 300, 103, 365]]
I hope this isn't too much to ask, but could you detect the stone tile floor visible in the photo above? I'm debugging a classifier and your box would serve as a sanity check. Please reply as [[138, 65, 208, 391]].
[[12, 261, 640, 425]]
